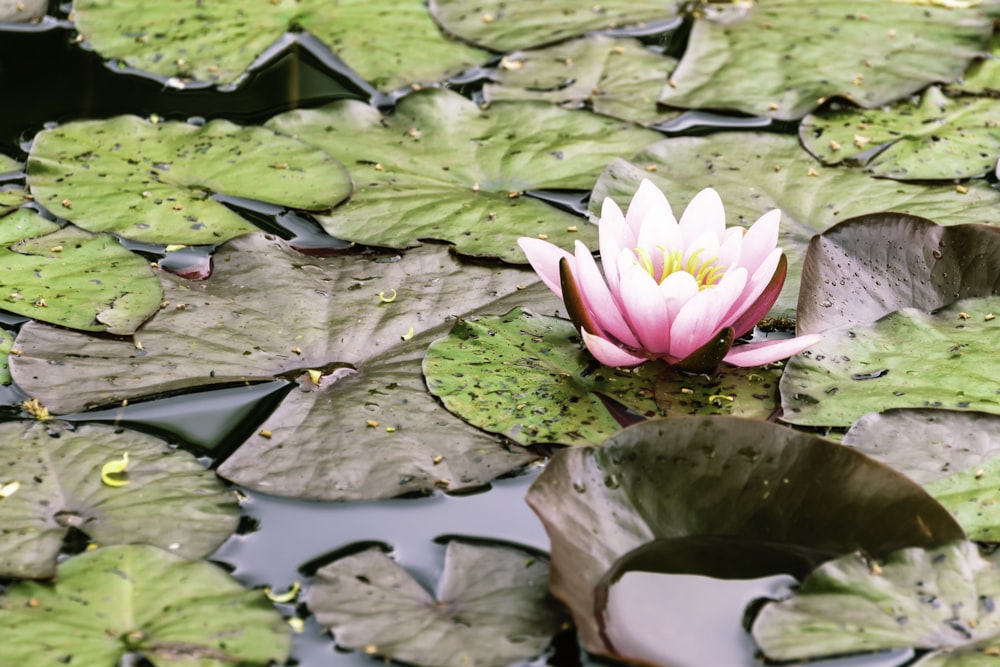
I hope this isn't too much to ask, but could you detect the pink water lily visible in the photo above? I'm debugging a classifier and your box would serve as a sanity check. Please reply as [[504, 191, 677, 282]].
[[519, 179, 820, 372]]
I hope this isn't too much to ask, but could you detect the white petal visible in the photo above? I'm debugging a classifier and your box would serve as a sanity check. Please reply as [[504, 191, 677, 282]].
[[658, 271, 699, 322], [599, 197, 632, 300], [678, 188, 726, 246], [625, 179, 674, 239]]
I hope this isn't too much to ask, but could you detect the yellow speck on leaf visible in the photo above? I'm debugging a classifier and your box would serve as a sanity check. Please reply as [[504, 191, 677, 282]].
[[0, 481, 20, 499], [401, 327, 415, 341], [265, 581, 301, 603], [101, 452, 130, 488], [21, 397, 50, 421], [164, 244, 187, 252], [378, 289, 397, 303], [307, 369, 322, 385]]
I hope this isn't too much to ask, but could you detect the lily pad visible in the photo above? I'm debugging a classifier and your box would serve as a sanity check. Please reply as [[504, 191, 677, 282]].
[[423, 307, 782, 447], [266, 87, 661, 262], [10, 235, 547, 414], [73, 0, 488, 90], [845, 409, 1000, 541], [482, 35, 682, 127], [27, 115, 350, 244], [0, 543, 291, 666], [781, 296, 1000, 428], [0, 153, 20, 173], [0, 420, 239, 579], [800, 87, 1000, 180], [0, 184, 31, 216], [0, 0, 45, 22], [797, 214, 1000, 335], [307, 541, 566, 667], [752, 540, 1000, 664], [0, 208, 163, 335], [429, 0, 679, 53], [591, 133, 1000, 314], [525, 416, 964, 656], [0, 328, 12, 384], [948, 32, 1000, 96], [659, 0, 993, 120]]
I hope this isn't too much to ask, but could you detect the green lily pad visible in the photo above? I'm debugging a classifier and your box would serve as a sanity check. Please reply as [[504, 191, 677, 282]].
[[845, 409, 1000, 541], [659, 0, 993, 120], [781, 297, 1000, 428], [801, 87, 1000, 180], [0, 544, 291, 666], [423, 307, 782, 447], [796, 214, 1000, 335], [429, 0, 679, 53], [482, 35, 682, 127], [0, 153, 21, 173], [0, 420, 239, 579], [948, 32, 1000, 96], [0, 208, 163, 335], [307, 541, 567, 667], [591, 133, 1000, 314], [73, 0, 488, 90], [266, 87, 661, 262], [27, 115, 350, 244], [526, 416, 965, 657], [0, 328, 12, 384], [0, 184, 31, 216], [752, 541, 1000, 664]]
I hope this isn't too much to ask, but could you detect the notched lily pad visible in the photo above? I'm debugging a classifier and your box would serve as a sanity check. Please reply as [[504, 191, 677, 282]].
[[526, 416, 964, 656], [0, 544, 291, 666], [307, 541, 566, 667], [797, 214, 1000, 335], [0, 208, 164, 335], [845, 409, 1000, 541], [267, 87, 660, 262], [659, 0, 993, 120], [801, 87, 1000, 180], [753, 541, 1000, 665], [0, 420, 239, 579], [781, 296, 1000, 428], [27, 115, 350, 244], [483, 35, 681, 127], [423, 308, 783, 447]]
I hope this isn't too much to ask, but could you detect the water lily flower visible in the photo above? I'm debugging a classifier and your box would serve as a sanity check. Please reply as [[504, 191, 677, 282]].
[[518, 179, 821, 372]]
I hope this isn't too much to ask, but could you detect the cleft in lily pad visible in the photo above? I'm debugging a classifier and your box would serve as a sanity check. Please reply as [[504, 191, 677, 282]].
[[752, 540, 1000, 665], [27, 115, 351, 245], [781, 296, 1000, 428], [0, 420, 239, 579], [423, 308, 782, 447], [306, 541, 567, 667], [800, 87, 1000, 180], [0, 543, 291, 666], [266, 87, 661, 262], [525, 416, 965, 658]]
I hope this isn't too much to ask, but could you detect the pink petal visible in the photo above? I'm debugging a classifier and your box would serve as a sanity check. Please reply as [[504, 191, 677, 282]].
[[625, 179, 674, 239], [720, 248, 782, 330], [678, 188, 726, 246], [617, 253, 672, 355], [729, 252, 787, 337], [518, 237, 574, 299], [581, 329, 648, 367], [738, 208, 781, 274], [598, 197, 632, 300], [723, 334, 822, 367], [669, 268, 747, 359], [716, 227, 744, 272], [657, 270, 699, 322], [573, 242, 640, 347]]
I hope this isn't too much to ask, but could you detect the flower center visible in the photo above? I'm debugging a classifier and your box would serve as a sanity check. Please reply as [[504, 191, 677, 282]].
[[635, 247, 726, 290]]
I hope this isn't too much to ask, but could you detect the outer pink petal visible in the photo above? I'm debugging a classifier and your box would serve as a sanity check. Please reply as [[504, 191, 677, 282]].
[[679, 188, 726, 246], [669, 268, 747, 359], [599, 197, 632, 300], [518, 237, 574, 299], [720, 248, 782, 330], [738, 208, 781, 274], [617, 253, 672, 355], [625, 179, 674, 239], [573, 242, 640, 347], [581, 329, 648, 367], [723, 334, 822, 367]]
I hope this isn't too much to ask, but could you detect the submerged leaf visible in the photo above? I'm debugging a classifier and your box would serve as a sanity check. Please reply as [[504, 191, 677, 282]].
[[307, 541, 566, 667]]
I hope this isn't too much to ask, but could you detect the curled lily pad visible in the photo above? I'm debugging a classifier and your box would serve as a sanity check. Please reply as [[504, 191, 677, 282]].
[[0, 208, 163, 335], [27, 115, 350, 244], [752, 540, 1000, 665], [525, 416, 964, 656], [0, 544, 291, 666], [659, 0, 993, 120], [306, 541, 566, 667], [781, 296, 1000, 428], [796, 214, 1000, 335], [0, 185, 31, 216], [0, 420, 239, 579], [423, 308, 782, 447], [267, 87, 661, 262], [845, 409, 1000, 541], [483, 35, 682, 127], [73, 0, 488, 90], [801, 87, 1000, 180], [591, 133, 1000, 314]]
